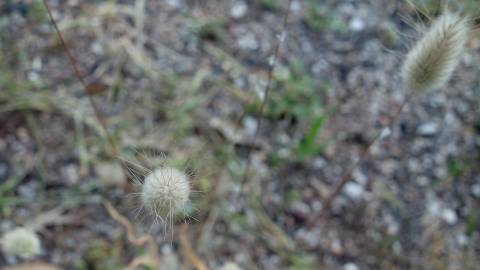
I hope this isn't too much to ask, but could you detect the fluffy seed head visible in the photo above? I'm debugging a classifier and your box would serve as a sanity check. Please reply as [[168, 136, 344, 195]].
[[141, 167, 190, 218], [1, 227, 41, 259], [402, 12, 469, 92]]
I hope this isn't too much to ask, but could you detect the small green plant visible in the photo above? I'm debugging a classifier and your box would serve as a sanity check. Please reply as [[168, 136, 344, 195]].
[[295, 115, 327, 160], [28, 0, 48, 22], [196, 18, 228, 42], [261, 60, 327, 161], [256, 0, 279, 10], [303, 0, 347, 32]]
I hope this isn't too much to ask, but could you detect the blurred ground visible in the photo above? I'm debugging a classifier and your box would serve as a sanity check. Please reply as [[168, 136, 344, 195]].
[[0, 0, 480, 269]]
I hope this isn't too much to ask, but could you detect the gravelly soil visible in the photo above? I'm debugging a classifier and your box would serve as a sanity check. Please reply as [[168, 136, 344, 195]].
[[0, 0, 479, 269]]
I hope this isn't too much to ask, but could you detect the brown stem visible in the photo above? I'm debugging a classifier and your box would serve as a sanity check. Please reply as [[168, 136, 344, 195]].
[[42, 0, 118, 156], [179, 223, 209, 270], [239, 0, 293, 194], [103, 201, 161, 269], [322, 91, 415, 211]]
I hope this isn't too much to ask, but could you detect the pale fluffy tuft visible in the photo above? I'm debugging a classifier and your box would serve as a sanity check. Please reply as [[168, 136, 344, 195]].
[[402, 13, 470, 92], [141, 167, 190, 219], [1, 227, 41, 259]]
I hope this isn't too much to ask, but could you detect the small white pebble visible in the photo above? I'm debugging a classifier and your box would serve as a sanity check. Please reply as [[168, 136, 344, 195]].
[[379, 127, 392, 139], [349, 17, 365, 32], [427, 200, 441, 216], [243, 117, 258, 137], [238, 33, 259, 50], [230, 2, 248, 19], [331, 238, 343, 254], [456, 233, 468, 247], [441, 208, 458, 225], [343, 182, 365, 200], [344, 262, 360, 270], [471, 184, 480, 198], [32, 57, 42, 70], [166, 0, 182, 8], [417, 122, 438, 137], [27, 71, 39, 81]]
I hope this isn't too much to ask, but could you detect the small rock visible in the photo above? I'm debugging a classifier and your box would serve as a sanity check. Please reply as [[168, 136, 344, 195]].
[[427, 199, 441, 216], [161, 246, 180, 270], [352, 169, 368, 185], [238, 33, 259, 50], [343, 262, 359, 270], [416, 176, 429, 187], [0, 160, 9, 182], [91, 42, 103, 55], [349, 17, 365, 32], [417, 122, 439, 137], [330, 238, 343, 255], [291, 1, 302, 13], [379, 127, 392, 139], [441, 208, 458, 225], [166, 0, 182, 8], [95, 161, 126, 186], [343, 182, 365, 200], [243, 117, 257, 137], [61, 164, 80, 185], [290, 201, 310, 219], [218, 262, 243, 270], [471, 184, 480, 198], [32, 57, 42, 70], [27, 71, 39, 81], [456, 233, 468, 247], [313, 157, 327, 169], [230, 2, 248, 19], [296, 228, 320, 248]]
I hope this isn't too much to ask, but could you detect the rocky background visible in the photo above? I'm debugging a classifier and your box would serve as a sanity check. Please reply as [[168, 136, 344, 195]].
[[0, 0, 479, 269]]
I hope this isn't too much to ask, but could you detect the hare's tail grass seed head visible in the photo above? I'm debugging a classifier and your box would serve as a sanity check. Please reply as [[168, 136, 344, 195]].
[[402, 12, 470, 92], [141, 167, 191, 223], [1, 227, 41, 259]]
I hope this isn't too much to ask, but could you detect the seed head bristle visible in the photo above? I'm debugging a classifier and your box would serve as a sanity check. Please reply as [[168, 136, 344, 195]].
[[402, 12, 470, 92], [1, 227, 41, 259], [141, 167, 190, 220]]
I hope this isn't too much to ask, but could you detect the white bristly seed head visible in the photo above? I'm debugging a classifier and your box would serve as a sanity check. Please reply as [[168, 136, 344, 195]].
[[1, 227, 41, 259], [141, 167, 190, 219], [402, 12, 470, 92]]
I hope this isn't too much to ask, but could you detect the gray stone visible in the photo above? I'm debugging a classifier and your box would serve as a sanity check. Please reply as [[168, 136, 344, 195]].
[[441, 208, 458, 225], [343, 182, 365, 200], [230, 2, 248, 19], [417, 122, 439, 137], [344, 262, 360, 270]]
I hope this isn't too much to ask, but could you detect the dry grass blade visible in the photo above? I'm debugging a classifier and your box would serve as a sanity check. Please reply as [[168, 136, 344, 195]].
[[179, 223, 209, 270], [42, 0, 118, 156], [239, 0, 293, 196], [103, 201, 160, 269], [322, 92, 415, 211]]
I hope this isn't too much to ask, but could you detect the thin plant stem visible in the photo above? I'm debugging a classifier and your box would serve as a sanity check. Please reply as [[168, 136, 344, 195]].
[[239, 0, 293, 196], [179, 223, 209, 270], [42, 0, 118, 156], [322, 91, 416, 211]]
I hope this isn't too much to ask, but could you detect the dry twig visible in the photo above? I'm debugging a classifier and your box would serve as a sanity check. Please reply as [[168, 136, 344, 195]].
[[42, 0, 118, 155], [239, 0, 293, 196], [322, 92, 415, 211], [179, 223, 209, 270], [103, 201, 160, 269]]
